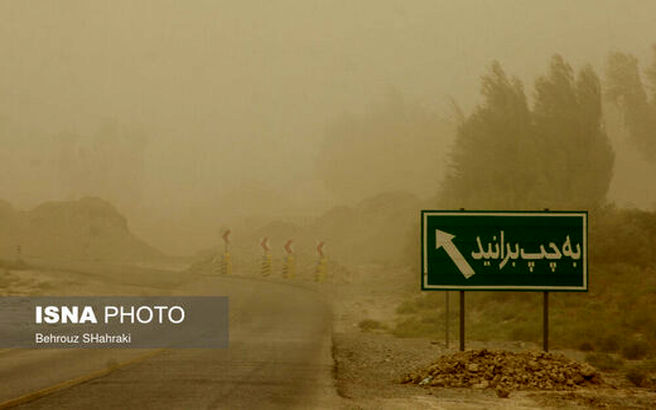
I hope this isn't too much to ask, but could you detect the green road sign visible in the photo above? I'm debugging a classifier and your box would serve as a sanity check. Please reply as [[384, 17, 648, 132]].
[[421, 211, 587, 291]]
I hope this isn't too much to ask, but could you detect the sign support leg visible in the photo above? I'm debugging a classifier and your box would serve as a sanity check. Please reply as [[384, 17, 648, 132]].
[[543, 291, 549, 352], [459, 290, 465, 351], [445, 291, 449, 348], [542, 208, 550, 352]]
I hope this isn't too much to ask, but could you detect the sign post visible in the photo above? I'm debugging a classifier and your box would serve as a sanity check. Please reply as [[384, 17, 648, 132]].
[[222, 229, 232, 275], [315, 241, 327, 283], [421, 210, 587, 351], [459, 290, 465, 351], [260, 237, 271, 277], [282, 240, 295, 279], [543, 291, 549, 351], [445, 292, 449, 349]]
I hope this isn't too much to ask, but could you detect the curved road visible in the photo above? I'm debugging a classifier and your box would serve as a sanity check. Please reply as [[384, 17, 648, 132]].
[[1, 275, 338, 409]]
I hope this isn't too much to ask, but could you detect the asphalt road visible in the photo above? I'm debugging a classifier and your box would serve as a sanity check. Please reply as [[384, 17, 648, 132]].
[[1, 275, 337, 409]]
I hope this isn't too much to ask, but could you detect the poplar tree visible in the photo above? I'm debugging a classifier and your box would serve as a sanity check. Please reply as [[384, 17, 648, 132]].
[[532, 56, 613, 208], [606, 50, 656, 160], [441, 61, 534, 209], [442, 56, 614, 210]]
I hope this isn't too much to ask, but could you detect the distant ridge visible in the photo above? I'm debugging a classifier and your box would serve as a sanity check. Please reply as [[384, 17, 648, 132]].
[[0, 197, 163, 263]]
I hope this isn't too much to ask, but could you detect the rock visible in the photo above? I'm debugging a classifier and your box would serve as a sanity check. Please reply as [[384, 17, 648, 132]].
[[403, 349, 604, 392], [528, 360, 539, 370], [589, 374, 602, 385], [580, 364, 597, 378], [430, 377, 444, 387], [496, 387, 510, 398], [473, 380, 489, 389], [418, 376, 432, 386]]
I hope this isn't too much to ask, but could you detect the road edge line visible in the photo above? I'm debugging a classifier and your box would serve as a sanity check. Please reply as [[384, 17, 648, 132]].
[[0, 348, 166, 409]]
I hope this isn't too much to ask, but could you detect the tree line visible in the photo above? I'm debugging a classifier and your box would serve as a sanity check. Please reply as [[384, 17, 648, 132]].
[[441, 48, 656, 210]]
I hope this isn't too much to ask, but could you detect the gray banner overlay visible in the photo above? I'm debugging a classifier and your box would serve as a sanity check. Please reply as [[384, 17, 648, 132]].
[[0, 297, 228, 348]]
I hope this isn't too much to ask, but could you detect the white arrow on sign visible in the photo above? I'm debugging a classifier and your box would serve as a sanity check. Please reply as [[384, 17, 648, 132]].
[[435, 230, 476, 279]]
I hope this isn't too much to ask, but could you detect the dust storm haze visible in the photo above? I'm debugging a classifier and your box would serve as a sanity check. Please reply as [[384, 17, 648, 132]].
[[1, 1, 656, 256]]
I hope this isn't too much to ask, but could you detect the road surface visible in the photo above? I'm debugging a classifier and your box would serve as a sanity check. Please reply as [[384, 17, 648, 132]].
[[0, 274, 337, 409]]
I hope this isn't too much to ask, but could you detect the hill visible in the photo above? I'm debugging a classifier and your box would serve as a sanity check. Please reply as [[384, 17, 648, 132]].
[[189, 191, 426, 278], [0, 197, 163, 264]]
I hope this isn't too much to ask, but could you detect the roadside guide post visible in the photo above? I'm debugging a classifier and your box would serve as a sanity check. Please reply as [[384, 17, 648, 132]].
[[315, 241, 326, 283], [282, 240, 295, 279], [421, 210, 587, 352], [260, 237, 272, 277], [222, 229, 232, 275]]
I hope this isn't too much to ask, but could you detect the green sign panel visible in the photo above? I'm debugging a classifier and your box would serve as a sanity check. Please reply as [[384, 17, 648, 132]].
[[421, 211, 587, 291]]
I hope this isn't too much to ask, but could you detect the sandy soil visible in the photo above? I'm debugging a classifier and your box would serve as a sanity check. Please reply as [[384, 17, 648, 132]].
[[330, 264, 656, 409], [0, 261, 193, 297]]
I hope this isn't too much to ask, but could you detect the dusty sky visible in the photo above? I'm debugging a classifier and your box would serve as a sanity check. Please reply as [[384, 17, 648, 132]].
[[1, 1, 655, 255]]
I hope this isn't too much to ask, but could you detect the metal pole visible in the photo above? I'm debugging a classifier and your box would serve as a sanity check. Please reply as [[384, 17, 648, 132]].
[[445, 292, 449, 348], [459, 290, 465, 351], [458, 208, 466, 352], [542, 208, 550, 353], [543, 291, 549, 352]]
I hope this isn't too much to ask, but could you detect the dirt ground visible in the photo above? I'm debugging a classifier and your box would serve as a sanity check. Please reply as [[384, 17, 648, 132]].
[[0, 259, 193, 297], [329, 264, 656, 409]]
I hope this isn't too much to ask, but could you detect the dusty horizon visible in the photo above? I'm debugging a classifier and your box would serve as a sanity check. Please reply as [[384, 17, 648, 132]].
[[2, 1, 656, 255]]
